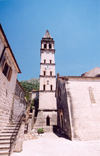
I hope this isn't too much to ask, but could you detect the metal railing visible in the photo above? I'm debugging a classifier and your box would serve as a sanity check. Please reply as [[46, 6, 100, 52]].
[[9, 111, 24, 156]]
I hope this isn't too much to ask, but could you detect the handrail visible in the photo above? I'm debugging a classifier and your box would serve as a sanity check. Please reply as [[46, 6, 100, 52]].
[[9, 111, 24, 156]]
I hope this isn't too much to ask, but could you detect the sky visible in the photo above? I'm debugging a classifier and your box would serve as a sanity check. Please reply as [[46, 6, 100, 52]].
[[0, 0, 100, 81]]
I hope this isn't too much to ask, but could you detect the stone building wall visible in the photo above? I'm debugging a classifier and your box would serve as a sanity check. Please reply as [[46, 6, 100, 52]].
[[0, 26, 20, 132], [13, 80, 26, 121], [39, 92, 56, 109], [67, 77, 100, 140], [57, 76, 100, 141], [31, 90, 39, 100], [56, 78, 72, 139]]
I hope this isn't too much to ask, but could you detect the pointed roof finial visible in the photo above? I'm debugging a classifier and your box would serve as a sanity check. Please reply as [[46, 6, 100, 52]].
[[43, 30, 52, 38]]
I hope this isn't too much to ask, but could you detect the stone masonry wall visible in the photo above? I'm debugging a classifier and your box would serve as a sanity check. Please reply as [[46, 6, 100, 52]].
[[66, 78, 100, 140], [0, 71, 17, 132], [0, 41, 18, 132], [39, 92, 56, 110], [57, 79, 72, 139], [13, 81, 26, 121]]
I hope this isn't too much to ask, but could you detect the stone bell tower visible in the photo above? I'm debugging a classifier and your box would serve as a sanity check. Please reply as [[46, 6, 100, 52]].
[[34, 30, 57, 132]]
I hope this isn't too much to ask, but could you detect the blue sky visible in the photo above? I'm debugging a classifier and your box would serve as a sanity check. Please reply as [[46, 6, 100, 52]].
[[0, 0, 100, 81]]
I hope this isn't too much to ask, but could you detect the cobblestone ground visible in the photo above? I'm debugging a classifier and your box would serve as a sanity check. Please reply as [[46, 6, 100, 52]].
[[12, 133, 100, 156]]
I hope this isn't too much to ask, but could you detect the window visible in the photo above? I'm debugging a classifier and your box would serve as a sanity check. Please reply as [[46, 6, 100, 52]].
[[46, 116, 50, 126], [44, 44, 46, 49], [2, 62, 12, 81], [50, 60, 52, 64], [58, 88, 61, 98], [50, 71, 52, 76], [44, 71, 46, 76], [50, 85, 53, 91], [47, 81, 49, 85], [49, 44, 51, 49], [89, 87, 96, 103], [44, 59, 46, 63], [43, 85, 46, 91]]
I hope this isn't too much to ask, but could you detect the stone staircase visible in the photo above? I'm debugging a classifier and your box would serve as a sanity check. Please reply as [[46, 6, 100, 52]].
[[0, 122, 20, 156]]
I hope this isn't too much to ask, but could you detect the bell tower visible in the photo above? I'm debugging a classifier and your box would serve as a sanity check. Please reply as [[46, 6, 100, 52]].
[[34, 30, 57, 131]]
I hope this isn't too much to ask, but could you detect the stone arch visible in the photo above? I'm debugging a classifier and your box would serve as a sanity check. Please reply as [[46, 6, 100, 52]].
[[44, 44, 46, 49], [43, 84, 46, 91], [46, 116, 50, 126], [49, 44, 51, 49]]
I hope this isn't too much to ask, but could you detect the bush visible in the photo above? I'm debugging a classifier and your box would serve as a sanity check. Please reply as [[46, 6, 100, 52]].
[[37, 128, 44, 133]]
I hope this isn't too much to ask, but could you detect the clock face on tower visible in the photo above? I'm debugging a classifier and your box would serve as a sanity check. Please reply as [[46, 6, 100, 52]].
[[45, 65, 50, 70]]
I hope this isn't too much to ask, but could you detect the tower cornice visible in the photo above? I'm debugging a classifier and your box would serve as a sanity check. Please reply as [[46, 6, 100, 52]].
[[40, 63, 55, 65], [39, 75, 56, 78], [40, 49, 55, 53], [41, 39, 54, 43]]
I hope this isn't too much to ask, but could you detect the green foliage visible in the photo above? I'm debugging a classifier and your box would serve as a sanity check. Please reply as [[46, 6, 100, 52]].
[[20, 81, 39, 92], [20, 81, 39, 102], [37, 128, 44, 133]]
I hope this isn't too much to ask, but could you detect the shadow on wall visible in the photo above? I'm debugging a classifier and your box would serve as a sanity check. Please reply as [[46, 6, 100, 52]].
[[52, 125, 71, 140], [30, 98, 39, 118]]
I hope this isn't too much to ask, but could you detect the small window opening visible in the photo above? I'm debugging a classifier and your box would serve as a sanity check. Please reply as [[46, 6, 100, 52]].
[[44, 44, 47, 49], [58, 88, 61, 98], [50, 71, 52, 76], [44, 71, 46, 76], [46, 116, 50, 126], [47, 81, 49, 85], [6, 89, 8, 97], [2, 62, 12, 81], [44, 59, 46, 63], [43, 85, 46, 91], [50, 85, 53, 91], [50, 60, 52, 64], [49, 44, 51, 49], [89, 87, 96, 103]]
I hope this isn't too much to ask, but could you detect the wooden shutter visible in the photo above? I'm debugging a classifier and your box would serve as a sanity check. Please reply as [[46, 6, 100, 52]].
[[7, 67, 12, 81]]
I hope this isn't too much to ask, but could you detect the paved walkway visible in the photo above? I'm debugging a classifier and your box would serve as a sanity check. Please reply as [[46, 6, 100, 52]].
[[12, 133, 100, 156]]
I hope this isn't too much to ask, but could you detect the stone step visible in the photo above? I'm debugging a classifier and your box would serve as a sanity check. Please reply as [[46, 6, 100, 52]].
[[0, 150, 9, 155], [0, 133, 16, 137], [2, 130, 18, 133], [4, 127, 19, 130], [0, 136, 11, 140], [7, 123, 19, 126], [0, 140, 10, 144], [0, 144, 10, 150]]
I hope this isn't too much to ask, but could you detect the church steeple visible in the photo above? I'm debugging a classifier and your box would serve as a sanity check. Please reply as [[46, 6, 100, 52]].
[[41, 30, 54, 50], [34, 30, 57, 132], [43, 30, 52, 38]]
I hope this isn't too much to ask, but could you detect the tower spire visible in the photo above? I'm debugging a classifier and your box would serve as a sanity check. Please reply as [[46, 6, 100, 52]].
[[43, 30, 52, 38]]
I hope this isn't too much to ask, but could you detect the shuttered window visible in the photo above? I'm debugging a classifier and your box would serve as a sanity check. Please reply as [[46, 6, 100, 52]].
[[7, 67, 12, 81], [2, 62, 12, 81]]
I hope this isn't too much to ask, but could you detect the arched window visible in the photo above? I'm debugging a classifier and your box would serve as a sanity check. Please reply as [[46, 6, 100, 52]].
[[50, 85, 53, 91], [50, 71, 52, 76], [44, 59, 46, 63], [44, 44, 47, 49], [88, 87, 96, 103], [50, 60, 52, 64], [43, 85, 46, 91], [2, 62, 12, 81], [46, 116, 50, 126], [58, 88, 61, 98], [49, 44, 51, 49], [44, 71, 46, 76]]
